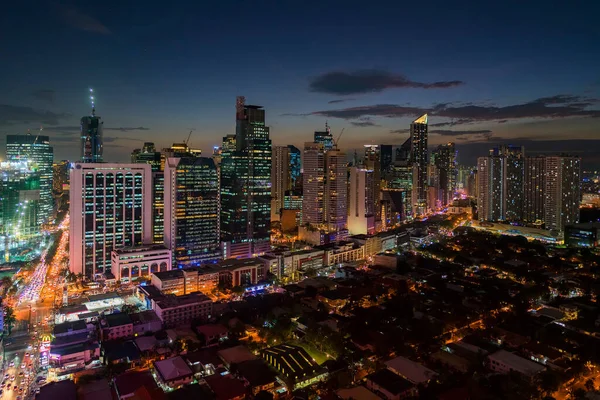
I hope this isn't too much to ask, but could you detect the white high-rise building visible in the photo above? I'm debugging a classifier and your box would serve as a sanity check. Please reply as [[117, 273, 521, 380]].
[[544, 156, 581, 231], [69, 163, 153, 279], [348, 166, 375, 235]]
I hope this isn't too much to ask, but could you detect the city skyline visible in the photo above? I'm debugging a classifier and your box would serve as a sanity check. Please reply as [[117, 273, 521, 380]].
[[1, 2, 599, 166]]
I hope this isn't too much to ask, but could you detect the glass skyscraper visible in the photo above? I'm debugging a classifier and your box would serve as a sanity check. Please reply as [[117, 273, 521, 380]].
[[165, 156, 220, 267], [81, 112, 103, 163], [220, 96, 272, 258], [131, 142, 161, 172], [0, 161, 41, 239], [410, 114, 428, 215], [6, 134, 53, 224], [314, 123, 334, 151], [287, 145, 301, 190]]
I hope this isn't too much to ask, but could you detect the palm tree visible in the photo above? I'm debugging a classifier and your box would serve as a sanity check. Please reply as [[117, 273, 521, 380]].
[[4, 306, 16, 335]]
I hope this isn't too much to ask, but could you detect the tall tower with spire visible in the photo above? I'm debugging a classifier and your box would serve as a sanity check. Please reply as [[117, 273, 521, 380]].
[[80, 88, 103, 163]]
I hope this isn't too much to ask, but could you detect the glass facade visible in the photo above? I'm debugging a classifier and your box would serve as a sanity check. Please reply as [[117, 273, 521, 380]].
[[165, 157, 220, 267], [80, 115, 103, 163], [288, 145, 301, 190], [220, 97, 272, 258], [6, 135, 53, 224], [410, 114, 428, 215], [0, 162, 41, 239], [131, 142, 161, 172]]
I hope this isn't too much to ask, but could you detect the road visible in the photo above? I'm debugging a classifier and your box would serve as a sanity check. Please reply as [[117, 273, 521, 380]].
[[1, 215, 69, 399]]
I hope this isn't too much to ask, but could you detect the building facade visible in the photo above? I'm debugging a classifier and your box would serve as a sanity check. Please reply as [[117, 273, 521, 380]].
[[271, 146, 290, 221], [302, 142, 325, 225], [6, 134, 53, 224], [0, 161, 41, 239], [110, 245, 172, 283], [80, 111, 103, 163], [544, 156, 581, 231], [220, 97, 272, 259], [69, 163, 153, 278], [523, 156, 546, 224], [164, 156, 220, 267], [348, 166, 376, 235], [410, 114, 428, 216]]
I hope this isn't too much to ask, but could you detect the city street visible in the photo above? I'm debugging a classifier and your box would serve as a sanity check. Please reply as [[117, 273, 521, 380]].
[[1, 216, 68, 399]]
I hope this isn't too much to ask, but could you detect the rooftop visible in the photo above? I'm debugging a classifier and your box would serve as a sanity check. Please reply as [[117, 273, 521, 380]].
[[49, 342, 98, 356], [262, 344, 321, 380], [152, 269, 183, 281], [114, 370, 158, 397], [134, 336, 158, 352], [154, 356, 194, 382], [113, 244, 170, 254], [488, 350, 546, 376], [218, 345, 257, 366], [237, 359, 277, 387], [204, 374, 247, 400], [384, 356, 438, 384], [87, 292, 120, 302], [59, 304, 88, 315], [130, 310, 161, 325], [155, 292, 212, 309], [366, 369, 414, 395], [337, 386, 381, 400], [53, 320, 87, 335], [36, 380, 77, 400], [105, 312, 132, 328]]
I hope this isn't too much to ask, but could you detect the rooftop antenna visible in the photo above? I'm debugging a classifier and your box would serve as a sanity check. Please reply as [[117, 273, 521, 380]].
[[89, 88, 95, 116]]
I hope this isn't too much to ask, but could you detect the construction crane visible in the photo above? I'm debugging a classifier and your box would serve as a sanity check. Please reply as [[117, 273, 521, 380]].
[[184, 129, 195, 146], [333, 128, 344, 149]]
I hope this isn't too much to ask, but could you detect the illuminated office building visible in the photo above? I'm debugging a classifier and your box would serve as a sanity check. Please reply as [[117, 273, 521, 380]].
[[348, 166, 375, 235], [271, 146, 290, 221], [69, 163, 153, 279], [477, 154, 504, 221], [131, 142, 161, 172], [80, 93, 103, 163], [220, 97, 272, 258], [302, 142, 325, 225], [0, 161, 41, 239], [324, 148, 348, 231], [6, 134, 53, 224], [165, 156, 220, 267], [500, 145, 525, 221], [288, 145, 301, 190], [314, 123, 334, 151], [410, 114, 428, 215], [431, 142, 457, 207]]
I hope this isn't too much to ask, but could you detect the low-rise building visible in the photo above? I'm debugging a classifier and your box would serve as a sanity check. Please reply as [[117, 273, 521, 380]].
[[101, 313, 134, 341], [322, 242, 365, 266], [53, 320, 90, 338], [384, 356, 438, 385], [262, 344, 327, 390], [237, 359, 277, 395], [154, 356, 194, 389], [565, 222, 600, 248], [151, 270, 185, 296], [111, 245, 172, 283], [131, 310, 162, 335], [48, 342, 100, 375], [365, 369, 416, 400], [153, 292, 213, 328], [487, 350, 546, 377], [114, 370, 160, 400]]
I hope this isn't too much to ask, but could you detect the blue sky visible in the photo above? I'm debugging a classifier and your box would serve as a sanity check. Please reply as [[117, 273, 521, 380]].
[[1, 0, 599, 165]]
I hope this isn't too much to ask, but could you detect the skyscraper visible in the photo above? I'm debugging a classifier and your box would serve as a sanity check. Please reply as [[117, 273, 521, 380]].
[[0, 161, 41, 240], [271, 146, 290, 221], [348, 166, 375, 235], [314, 123, 334, 151], [324, 148, 348, 231], [288, 145, 301, 190], [410, 114, 428, 215], [6, 134, 53, 224], [384, 137, 412, 219], [363, 145, 382, 226], [69, 163, 153, 279], [302, 142, 325, 225], [220, 97, 272, 258], [379, 144, 393, 173], [165, 156, 220, 267], [131, 142, 161, 172], [544, 156, 581, 231], [524, 156, 546, 224], [431, 142, 457, 207], [80, 90, 103, 163], [477, 154, 504, 221], [499, 145, 525, 221]]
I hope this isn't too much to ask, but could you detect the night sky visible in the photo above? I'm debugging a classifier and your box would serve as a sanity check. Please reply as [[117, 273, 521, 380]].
[[1, 1, 599, 166]]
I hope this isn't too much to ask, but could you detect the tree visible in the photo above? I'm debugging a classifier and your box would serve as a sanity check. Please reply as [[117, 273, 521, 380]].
[[4, 306, 15, 335], [573, 388, 587, 400], [537, 370, 560, 396], [120, 304, 139, 314], [585, 378, 595, 392], [231, 286, 245, 296], [1, 277, 12, 295]]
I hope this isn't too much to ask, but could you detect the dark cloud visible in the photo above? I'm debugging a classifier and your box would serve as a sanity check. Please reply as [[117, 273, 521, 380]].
[[390, 128, 410, 134], [328, 98, 355, 104], [46, 125, 150, 132], [104, 137, 145, 143], [31, 90, 56, 103], [0, 105, 69, 126], [104, 126, 150, 132], [430, 129, 492, 136], [308, 94, 600, 124], [350, 121, 380, 127], [309, 70, 464, 95], [55, 3, 111, 35]]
